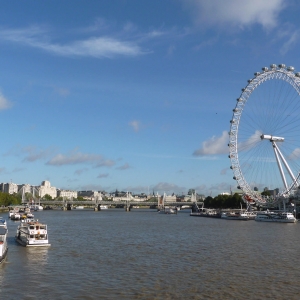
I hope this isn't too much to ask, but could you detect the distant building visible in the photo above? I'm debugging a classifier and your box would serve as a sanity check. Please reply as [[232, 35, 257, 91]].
[[0, 182, 18, 194], [17, 184, 32, 194], [77, 190, 101, 200], [57, 189, 78, 199], [36, 180, 57, 199]]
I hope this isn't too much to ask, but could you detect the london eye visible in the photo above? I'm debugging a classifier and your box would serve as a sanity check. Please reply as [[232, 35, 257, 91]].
[[229, 64, 300, 206]]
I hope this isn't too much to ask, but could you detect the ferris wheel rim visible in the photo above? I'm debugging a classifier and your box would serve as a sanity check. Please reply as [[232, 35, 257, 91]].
[[229, 64, 300, 206]]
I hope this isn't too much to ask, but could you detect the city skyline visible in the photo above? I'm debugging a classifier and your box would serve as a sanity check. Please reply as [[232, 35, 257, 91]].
[[0, 0, 299, 196]]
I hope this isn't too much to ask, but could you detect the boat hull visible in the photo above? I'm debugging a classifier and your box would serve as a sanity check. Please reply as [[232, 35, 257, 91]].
[[190, 212, 221, 218], [15, 237, 51, 247], [0, 246, 8, 264]]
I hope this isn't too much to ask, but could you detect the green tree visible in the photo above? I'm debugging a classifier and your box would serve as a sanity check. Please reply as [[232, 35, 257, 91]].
[[43, 194, 53, 200]]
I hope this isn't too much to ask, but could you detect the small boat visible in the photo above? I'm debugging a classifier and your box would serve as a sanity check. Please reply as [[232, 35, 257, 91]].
[[190, 202, 221, 218], [75, 206, 84, 209], [11, 212, 21, 221], [100, 205, 108, 209], [255, 211, 297, 223], [16, 219, 51, 247], [158, 207, 177, 214], [0, 227, 8, 264], [0, 218, 7, 229]]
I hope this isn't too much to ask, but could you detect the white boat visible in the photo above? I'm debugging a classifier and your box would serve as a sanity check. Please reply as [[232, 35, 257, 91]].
[[11, 212, 21, 221], [100, 205, 108, 209], [0, 227, 8, 264], [221, 211, 249, 220], [33, 205, 43, 211], [16, 219, 51, 247], [255, 211, 297, 223], [159, 207, 177, 214], [76, 206, 84, 209], [0, 218, 7, 229]]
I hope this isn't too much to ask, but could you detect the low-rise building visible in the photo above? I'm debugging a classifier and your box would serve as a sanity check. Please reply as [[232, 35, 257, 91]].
[[57, 189, 78, 199]]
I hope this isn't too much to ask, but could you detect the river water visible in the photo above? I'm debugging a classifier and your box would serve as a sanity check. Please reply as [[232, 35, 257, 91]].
[[1, 208, 300, 299]]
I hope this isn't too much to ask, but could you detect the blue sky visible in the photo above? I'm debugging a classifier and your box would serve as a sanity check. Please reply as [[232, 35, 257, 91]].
[[0, 0, 299, 196]]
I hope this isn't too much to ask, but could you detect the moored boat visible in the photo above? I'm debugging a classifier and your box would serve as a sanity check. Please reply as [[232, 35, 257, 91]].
[[0, 217, 7, 229], [16, 219, 51, 247], [221, 211, 249, 221], [100, 205, 108, 209], [255, 211, 297, 223], [0, 227, 8, 264], [159, 207, 177, 214], [11, 212, 21, 221]]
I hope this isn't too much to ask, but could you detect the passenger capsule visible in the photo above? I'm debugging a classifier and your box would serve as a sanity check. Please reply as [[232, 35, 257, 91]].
[[233, 176, 237, 180], [287, 66, 295, 72], [295, 72, 300, 77], [237, 186, 241, 189], [247, 79, 252, 83], [233, 108, 239, 112], [262, 67, 268, 71], [230, 166, 233, 169], [270, 64, 277, 69], [254, 72, 260, 76], [237, 98, 243, 102], [278, 64, 286, 68]]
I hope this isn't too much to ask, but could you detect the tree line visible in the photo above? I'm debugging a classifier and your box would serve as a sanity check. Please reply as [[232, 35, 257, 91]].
[[0, 192, 22, 206], [204, 193, 244, 209]]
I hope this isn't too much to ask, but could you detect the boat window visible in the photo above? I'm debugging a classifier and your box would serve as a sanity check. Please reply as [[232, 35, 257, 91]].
[[36, 226, 40, 230], [30, 225, 34, 230], [30, 235, 34, 238], [40, 226, 46, 230]]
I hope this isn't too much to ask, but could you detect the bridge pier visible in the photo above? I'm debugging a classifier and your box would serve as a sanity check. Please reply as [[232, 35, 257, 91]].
[[125, 202, 131, 212], [67, 203, 72, 210]]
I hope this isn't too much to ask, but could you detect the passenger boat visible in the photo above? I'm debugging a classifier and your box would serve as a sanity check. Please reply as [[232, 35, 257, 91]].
[[16, 219, 51, 247], [0, 227, 8, 264], [255, 211, 297, 223], [221, 211, 249, 221], [190, 209, 221, 218]]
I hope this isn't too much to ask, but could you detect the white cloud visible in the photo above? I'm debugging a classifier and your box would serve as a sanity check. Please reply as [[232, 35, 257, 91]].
[[22, 146, 55, 162], [278, 27, 300, 55], [289, 148, 300, 160], [97, 173, 109, 178], [116, 163, 131, 170], [74, 168, 88, 175], [0, 26, 144, 58], [193, 131, 228, 156], [184, 0, 285, 30], [152, 182, 185, 194], [47, 150, 103, 166], [129, 120, 141, 132], [0, 92, 12, 110], [95, 159, 115, 168]]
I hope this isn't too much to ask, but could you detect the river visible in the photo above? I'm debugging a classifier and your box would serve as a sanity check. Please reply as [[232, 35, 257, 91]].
[[1, 208, 300, 299]]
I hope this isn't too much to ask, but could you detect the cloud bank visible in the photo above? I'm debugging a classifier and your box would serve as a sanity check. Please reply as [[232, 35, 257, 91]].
[[0, 26, 144, 58], [185, 0, 285, 29], [193, 131, 228, 156]]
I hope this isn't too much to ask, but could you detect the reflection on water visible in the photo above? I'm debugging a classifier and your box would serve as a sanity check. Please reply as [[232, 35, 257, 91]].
[[1, 209, 300, 299], [25, 247, 49, 266]]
